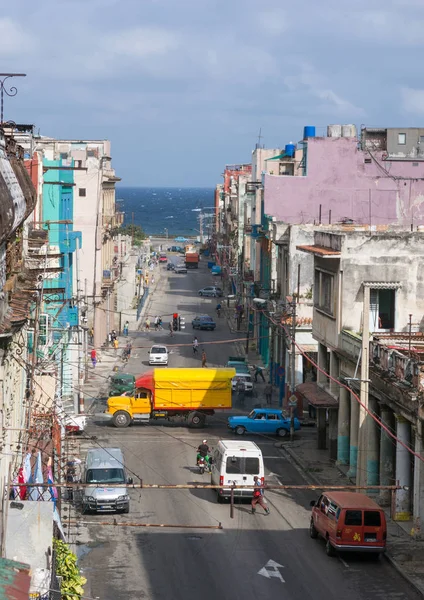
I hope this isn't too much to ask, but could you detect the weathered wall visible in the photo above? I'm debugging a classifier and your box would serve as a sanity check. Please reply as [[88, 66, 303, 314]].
[[264, 136, 424, 227]]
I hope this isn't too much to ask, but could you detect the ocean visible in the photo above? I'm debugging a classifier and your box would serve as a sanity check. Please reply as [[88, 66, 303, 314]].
[[116, 186, 215, 237]]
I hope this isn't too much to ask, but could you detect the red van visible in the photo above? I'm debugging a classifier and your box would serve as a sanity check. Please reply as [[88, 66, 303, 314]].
[[310, 491, 387, 557]]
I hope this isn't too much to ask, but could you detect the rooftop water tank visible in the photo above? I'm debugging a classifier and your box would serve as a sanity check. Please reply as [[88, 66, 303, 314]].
[[327, 124, 342, 138], [285, 143, 296, 157], [342, 124, 357, 138], [304, 126, 316, 139]]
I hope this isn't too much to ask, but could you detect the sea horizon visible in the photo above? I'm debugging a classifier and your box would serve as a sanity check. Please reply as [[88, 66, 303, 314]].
[[116, 186, 215, 236]]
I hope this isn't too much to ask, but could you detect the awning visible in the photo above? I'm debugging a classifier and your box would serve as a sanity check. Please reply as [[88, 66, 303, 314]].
[[296, 245, 341, 258], [296, 382, 339, 408], [265, 152, 290, 161]]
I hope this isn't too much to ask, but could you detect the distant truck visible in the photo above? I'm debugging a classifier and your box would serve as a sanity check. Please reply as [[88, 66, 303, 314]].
[[104, 367, 235, 428], [185, 251, 199, 269]]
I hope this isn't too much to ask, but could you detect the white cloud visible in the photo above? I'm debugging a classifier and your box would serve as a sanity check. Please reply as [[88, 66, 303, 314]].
[[109, 27, 180, 58], [258, 9, 288, 36], [0, 17, 34, 55], [283, 62, 365, 117], [401, 87, 424, 114]]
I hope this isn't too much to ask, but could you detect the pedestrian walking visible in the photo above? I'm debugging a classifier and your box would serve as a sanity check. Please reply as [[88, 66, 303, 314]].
[[89, 326, 94, 345], [236, 378, 245, 405], [91, 348, 97, 368], [145, 318, 150, 331], [254, 365, 266, 383], [201, 350, 207, 368], [265, 383, 272, 405], [193, 337, 199, 354], [169, 322, 174, 337], [111, 330, 117, 342], [123, 321, 129, 337], [251, 476, 270, 515], [113, 338, 119, 355], [154, 316, 159, 330]]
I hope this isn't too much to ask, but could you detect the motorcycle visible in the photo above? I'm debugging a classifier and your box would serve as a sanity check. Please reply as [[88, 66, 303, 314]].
[[197, 453, 212, 474]]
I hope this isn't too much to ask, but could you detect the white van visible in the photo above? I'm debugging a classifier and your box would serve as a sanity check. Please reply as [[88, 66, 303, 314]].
[[82, 448, 132, 513], [211, 440, 264, 502]]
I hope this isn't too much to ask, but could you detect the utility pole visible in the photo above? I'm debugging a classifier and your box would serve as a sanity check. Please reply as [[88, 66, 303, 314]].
[[357, 285, 370, 489], [75, 238, 84, 414], [290, 298, 297, 441], [245, 305, 250, 355], [84, 278, 89, 380]]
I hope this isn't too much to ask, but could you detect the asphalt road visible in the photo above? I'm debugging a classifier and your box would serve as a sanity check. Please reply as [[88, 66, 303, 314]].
[[77, 254, 420, 600]]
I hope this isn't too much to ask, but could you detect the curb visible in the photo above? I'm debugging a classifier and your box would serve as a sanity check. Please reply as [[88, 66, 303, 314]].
[[284, 445, 424, 598], [383, 552, 424, 599]]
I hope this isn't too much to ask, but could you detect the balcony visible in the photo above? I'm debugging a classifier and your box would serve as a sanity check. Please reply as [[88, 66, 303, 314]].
[[114, 211, 124, 227], [340, 329, 362, 362], [371, 333, 424, 390]]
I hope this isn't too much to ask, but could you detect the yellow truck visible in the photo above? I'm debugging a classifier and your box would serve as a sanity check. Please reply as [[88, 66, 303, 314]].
[[105, 367, 235, 428]]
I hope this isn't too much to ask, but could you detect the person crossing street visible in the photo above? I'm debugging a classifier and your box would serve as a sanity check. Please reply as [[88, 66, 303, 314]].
[[193, 337, 199, 354], [251, 476, 270, 515]]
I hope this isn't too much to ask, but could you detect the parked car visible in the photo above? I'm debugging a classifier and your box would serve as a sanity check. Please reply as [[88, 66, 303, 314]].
[[148, 345, 169, 365], [159, 254, 167, 263], [175, 264, 187, 274], [198, 286, 223, 298], [227, 357, 250, 374], [309, 492, 387, 557], [227, 408, 300, 438], [192, 315, 216, 330], [167, 263, 175, 271]]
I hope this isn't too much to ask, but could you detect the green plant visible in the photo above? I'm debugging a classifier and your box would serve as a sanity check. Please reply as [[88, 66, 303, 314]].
[[54, 539, 87, 600], [305, 287, 313, 300]]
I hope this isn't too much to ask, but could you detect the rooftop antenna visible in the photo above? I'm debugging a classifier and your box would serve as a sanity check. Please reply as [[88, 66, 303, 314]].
[[256, 127, 264, 150]]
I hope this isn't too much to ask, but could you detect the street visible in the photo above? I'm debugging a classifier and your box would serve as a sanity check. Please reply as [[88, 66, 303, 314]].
[[76, 255, 420, 600]]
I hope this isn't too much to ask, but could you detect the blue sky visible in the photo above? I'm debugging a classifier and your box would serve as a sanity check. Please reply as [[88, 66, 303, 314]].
[[2, 0, 424, 186]]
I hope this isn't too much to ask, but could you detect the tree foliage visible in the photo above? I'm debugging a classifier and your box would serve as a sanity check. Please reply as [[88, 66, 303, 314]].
[[110, 224, 147, 246], [54, 539, 87, 600]]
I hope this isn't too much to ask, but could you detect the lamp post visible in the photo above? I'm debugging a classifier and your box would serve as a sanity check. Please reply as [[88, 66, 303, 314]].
[[164, 228, 168, 241], [0, 73, 26, 124]]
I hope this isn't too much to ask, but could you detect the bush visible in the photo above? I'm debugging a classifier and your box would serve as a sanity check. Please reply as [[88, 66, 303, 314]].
[[54, 539, 87, 599]]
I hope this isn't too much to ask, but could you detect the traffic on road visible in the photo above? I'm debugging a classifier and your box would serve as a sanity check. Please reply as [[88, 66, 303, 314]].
[[73, 245, 420, 600]]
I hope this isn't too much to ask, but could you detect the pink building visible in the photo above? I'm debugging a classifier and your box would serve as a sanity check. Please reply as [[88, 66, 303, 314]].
[[264, 134, 424, 227]]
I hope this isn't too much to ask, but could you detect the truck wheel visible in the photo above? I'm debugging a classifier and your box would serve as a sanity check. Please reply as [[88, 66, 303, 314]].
[[310, 519, 318, 539], [235, 426, 245, 436], [326, 538, 336, 557], [277, 428, 288, 438], [113, 411, 131, 428], [188, 412, 206, 428]]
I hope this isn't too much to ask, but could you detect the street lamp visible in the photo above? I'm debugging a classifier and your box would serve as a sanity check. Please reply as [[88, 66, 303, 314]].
[[164, 228, 168, 240]]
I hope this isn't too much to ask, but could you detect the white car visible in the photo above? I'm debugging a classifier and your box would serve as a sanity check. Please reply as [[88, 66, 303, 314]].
[[232, 373, 253, 393], [149, 345, 169, 365]]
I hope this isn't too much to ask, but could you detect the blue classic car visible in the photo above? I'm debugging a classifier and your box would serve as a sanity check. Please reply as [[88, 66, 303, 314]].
[[192, 315, 217, 330], [227, 408, 301, 438]]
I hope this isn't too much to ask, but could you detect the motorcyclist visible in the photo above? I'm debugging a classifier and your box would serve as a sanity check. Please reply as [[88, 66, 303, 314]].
[[197, 439, 211, 467]]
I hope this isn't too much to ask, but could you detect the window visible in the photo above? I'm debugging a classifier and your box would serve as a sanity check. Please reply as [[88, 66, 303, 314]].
[[369, 288, 395, 331], [75, 160, 82, 168], [413, 162, 419, 167], [364, 158, 372, 164], [245, 458, 260, 475], [226, 457, 242, 474], [267, 414, 277, 420], [420, 136, 424, 145], [364, 511, 381, 526], [255, 413, 266, 420], [345, 510, 362, 526], [398, 133, 406, 145], [79, 188, 86, 197], [314, 269, 335, 316], [327, 502, 339, 520], [86, 468, 125, 484], [60, 152, 68, 159]]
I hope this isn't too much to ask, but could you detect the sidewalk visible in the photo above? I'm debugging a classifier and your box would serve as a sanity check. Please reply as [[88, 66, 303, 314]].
[[283, 432, 424, 598]]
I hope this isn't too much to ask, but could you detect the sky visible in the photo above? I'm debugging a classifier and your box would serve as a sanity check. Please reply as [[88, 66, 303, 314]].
[[2, 0, 424, 187]]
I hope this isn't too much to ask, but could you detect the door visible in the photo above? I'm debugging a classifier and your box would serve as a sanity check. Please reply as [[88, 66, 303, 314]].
[[250, 412, 268, 433]]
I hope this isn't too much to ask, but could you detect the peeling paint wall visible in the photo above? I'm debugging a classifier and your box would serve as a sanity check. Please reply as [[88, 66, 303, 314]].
[[264, 136, 424, 227]]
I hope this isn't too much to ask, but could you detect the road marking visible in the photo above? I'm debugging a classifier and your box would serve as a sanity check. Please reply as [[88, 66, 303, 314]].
[[257, 560, 285, 583], [338, 556, 350, 569]]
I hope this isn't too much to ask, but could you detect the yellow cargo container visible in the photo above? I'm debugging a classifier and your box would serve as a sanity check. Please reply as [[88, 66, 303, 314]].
[[106, 368, 235, 428]]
